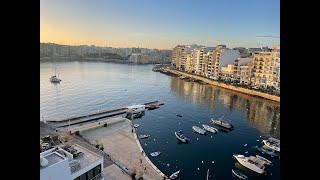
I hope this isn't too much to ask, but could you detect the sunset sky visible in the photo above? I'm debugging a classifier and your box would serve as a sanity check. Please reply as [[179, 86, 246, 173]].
[[40, 0, 280, 49]]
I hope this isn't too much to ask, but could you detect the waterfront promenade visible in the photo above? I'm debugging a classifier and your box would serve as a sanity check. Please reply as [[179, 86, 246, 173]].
[[168, 69, 280, 103], [81, 119, 166, 180]]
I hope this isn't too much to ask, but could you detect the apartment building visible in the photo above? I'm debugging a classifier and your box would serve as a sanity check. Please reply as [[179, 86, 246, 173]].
[[172, 45, 187, 70]]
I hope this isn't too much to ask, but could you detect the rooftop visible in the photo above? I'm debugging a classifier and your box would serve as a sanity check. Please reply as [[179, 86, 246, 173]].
[[40, 144, 102, 174]]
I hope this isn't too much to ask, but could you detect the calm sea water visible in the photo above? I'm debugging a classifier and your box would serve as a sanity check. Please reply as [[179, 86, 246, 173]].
[[40, 62, 280, 180]]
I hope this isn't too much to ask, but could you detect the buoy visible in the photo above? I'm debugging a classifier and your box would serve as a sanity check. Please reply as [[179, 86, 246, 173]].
[[197, 168, 200, 170], [212, 161, 214, 164], [201, 160, 204, 163]]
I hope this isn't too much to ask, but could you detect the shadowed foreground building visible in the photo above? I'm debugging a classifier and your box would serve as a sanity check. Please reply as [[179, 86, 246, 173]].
[[40, 144, 104, 180]]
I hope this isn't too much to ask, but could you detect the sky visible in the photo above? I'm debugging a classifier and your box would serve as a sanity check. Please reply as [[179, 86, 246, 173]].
[[40, 0, 280, 49]]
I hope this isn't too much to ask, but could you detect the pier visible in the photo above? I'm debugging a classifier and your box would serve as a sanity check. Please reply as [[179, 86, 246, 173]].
[[46, 101, 163, 130]]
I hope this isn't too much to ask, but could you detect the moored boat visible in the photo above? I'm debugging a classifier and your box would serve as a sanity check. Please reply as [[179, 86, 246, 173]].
[[232, 169, 248, 179], [256, 155, 272, 165], [255, 145, 279, 158], [192, 126, 206, 135], [169, 170, 180, 179], [138, 134, 150, 139], [175, 131, 189, 143], [233, 154, 266, 174], [202, 124, 218, 133], [262, 137, 280, 152], [50, 75, 61, 83], [133, 124, 139, 128], [210, 118, 233, 129], [150, 151, 161, 157]]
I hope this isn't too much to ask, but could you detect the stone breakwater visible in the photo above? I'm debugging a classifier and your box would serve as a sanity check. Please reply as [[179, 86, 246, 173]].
[[168, 69, 280, 103]]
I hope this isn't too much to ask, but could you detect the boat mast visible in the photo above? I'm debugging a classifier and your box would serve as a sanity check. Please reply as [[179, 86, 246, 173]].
[[206, 169, 209, 180]]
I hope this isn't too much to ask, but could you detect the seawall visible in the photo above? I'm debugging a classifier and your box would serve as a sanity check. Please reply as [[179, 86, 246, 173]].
[[168, 69, 280, 103]]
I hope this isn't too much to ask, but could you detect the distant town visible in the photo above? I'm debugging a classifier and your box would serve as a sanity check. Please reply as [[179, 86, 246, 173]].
[[40, 43, 172, 64], [170, 44, 280, 96]]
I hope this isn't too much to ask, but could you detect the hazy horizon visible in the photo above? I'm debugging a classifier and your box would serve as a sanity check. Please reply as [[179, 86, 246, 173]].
[[41, 0, 280, 49]]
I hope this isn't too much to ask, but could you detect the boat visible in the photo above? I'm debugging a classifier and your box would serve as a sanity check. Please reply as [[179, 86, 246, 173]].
[[178, 75, 186, 79], [50, 75, 61, 83], [210, 118, 233, 129], [150, 151, 161, 157], [232, 169, 248, 179], [233, 154, 266, 174], [255, 155, 272, 165], [206, 169, 209, 180], [176, 114, 183, 117], [255, 145, 279, 158], [133, 124, 139, 128], [175, 131, 189, 143], [262, 137, 280, 152], [138, 134, 150, 139], [192, 126, 206, 135], [50, 66, 62, 83], [169, 170, 180, 179], [202, 124, 218, 133]]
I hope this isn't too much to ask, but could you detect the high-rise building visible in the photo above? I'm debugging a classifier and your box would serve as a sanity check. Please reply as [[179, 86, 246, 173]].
[[172, 45, 187, 70], [190, 48, 205, 75]]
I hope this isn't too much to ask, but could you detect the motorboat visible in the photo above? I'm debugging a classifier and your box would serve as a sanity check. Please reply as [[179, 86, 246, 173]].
[[169, 170, 180, 179], [176, 114, 183, 117], [232, 169, 248, 179], [150, 151, 161, 157], [202, 124, 218, 133], [255, 145, 279, 158], [233, 154, 266, 174], [50, 75, 61, 83], [192, 126, 206, 135], [255, 155, 272, 165], [138, 134, 150, 139], [262, 137, 280, 152], [133, 124, 139, 128], [210, 118, 233, 129], [175, 131, 188, 143]]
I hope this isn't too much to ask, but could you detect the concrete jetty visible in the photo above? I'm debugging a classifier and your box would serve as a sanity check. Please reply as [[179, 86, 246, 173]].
[[81, 119, 167, 180], [47, 101, 163, 128]]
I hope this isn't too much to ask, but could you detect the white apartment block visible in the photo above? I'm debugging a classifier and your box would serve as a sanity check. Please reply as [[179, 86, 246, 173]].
[[40, 144, 104, 180]]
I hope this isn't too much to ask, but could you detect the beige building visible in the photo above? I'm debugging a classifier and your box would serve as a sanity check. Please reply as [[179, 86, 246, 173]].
[[208, 45, 240, 80], [172, 45, 187, 70], [251, 45, 280, 89], [185, 53, 193, 73], [191, 48, 205, 74]]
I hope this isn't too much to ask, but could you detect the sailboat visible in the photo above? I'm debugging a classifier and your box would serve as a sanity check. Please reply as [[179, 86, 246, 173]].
[[50, 66, 61, 83]]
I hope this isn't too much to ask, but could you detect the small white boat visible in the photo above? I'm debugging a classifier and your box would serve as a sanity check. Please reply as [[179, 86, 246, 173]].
[[255, 155, 272, 165], [202, 124, 218, 133], [232, 169, 248, 179], [262, 137, 280, 152], [150, 151, 161, 157], [138, 134, 150, 139], [210, 118, 233, 129], [233, 154, 266, 174], [169, 170, 180, 179], [192, 126, 206, 135], [175, 131, 188, 143], [133, 124, 139, 128]]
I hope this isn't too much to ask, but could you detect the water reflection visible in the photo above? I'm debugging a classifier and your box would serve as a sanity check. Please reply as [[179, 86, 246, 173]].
[[170, 77, 280, 138]]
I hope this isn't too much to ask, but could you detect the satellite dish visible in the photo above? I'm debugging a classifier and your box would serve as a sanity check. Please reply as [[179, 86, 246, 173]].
[[40, 157, 48, 167]]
